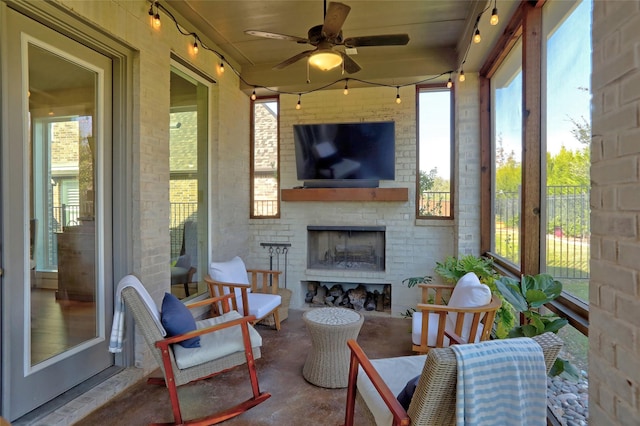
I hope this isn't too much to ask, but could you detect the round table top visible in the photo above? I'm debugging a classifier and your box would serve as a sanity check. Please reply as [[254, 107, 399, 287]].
[[304, 307, 362, 325]]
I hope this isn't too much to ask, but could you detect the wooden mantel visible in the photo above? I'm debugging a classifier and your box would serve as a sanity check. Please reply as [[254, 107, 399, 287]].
[[281, 187, 409, 202]]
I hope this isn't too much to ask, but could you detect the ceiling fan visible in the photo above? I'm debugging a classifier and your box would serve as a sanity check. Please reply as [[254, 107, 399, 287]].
[[244, 1, 410, 74]]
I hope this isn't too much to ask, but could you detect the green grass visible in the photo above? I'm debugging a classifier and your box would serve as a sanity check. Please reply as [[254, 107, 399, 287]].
[[494, 228, 590, 301]]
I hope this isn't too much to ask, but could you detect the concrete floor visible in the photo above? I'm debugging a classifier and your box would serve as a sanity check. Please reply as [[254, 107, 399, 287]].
[[75, 308, 414, 426]]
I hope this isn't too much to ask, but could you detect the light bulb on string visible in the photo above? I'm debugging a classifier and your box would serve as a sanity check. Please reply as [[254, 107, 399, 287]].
[[296, 94, 302, 110], [192, 39, 199, 55], [473, 28, 481, 44], [490, 1, 499, 26], [148, 2, 154, 26], [447, 77, 453, 89], [459, 70, 466, 82], [395, 87, 402, 104], [343, 79, 349, 95], [152, 2, 161, 29], [219, 60, 225, 73], [251, 89, 257, 101]]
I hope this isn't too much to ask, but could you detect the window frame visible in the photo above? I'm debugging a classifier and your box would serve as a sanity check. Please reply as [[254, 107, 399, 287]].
[[479, 1, 588, 332], [415, 83, 454, 220], [250, 95, 280, 219]]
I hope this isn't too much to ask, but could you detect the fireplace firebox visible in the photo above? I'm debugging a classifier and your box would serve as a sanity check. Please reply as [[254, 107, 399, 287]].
[[307, 226, 385, 271]]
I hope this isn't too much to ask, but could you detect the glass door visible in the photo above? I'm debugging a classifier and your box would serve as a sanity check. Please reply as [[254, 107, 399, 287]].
[[2, 9, 113, 421]]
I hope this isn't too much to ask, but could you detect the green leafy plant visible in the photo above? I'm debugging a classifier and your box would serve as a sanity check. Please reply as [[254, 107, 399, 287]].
[[400, 275, 433, 318], [434, 255, 515, 338], [402, 275, 433, 288], [495, 273, 580, 380]]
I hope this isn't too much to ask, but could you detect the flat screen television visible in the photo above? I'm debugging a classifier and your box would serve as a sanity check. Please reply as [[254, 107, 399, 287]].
[[293, 121, 395, 188]]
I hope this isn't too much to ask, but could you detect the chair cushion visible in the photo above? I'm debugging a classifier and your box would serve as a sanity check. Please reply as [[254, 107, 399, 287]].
[[357, 354, 427, 426], [396, 375, 421, 410], [246, 292, 282, 319], [174, 253, 191, 269], [173, 310, 263, 369], [161, 292, 200, 348], [411, 311, 446, 347]]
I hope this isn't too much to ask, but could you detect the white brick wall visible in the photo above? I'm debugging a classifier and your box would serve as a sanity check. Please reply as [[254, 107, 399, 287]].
[[454, 74, 482, 256], [591, 1, 640, 424], [42, 0, 482, 406], [54, 0, 250, 368], [247, 83, 481, 315]]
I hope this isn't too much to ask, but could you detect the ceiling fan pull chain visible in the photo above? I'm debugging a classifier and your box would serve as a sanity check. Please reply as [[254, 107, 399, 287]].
[[307, 60, 311, 84]]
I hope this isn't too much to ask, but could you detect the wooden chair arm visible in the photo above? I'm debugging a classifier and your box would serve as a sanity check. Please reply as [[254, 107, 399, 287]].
[[344, 339, 410, 426], [186, 266, 196, 283], [204, 275, 251, 316], [246, 269, 281, 294], [415, 294, 501, 314], [246, 268, 282, 276], [444, 329, 467, 345], [185, 292, 235, 313], [416, 283, 455, 290]]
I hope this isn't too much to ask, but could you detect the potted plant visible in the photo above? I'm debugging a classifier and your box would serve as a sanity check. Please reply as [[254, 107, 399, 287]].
[[495, 273, 580, 380], [433, 255, 516, 338]]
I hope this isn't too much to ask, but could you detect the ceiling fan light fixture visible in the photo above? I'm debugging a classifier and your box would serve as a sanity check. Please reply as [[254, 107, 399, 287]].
[[308, 50, 343, 71]]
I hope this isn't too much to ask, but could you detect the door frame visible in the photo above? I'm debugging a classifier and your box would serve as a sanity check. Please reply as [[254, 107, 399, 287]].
[[0, 0, 134, 419]]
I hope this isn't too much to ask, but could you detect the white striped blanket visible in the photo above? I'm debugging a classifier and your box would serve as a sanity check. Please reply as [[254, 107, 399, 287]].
[[452, 337, 547, 426], [109, 275, 166, 353]]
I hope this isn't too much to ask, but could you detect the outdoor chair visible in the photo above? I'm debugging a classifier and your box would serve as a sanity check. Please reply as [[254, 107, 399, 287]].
[[206, 256, 282, 330], [411, 272, 501, 353], [118, 275, 270, 425], [344, 332, 563, 426]]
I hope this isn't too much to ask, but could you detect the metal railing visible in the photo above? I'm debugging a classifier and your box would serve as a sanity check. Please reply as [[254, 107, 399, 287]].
[[253, 200, 278, 217], [418, 191, 451, 217], [494, 185, 590, 280], [170, 202, 198, 259]]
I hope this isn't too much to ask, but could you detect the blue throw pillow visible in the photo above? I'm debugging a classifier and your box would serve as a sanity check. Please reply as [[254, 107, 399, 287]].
[[396, 375, 420, 410], [161, 292, 200, 348]]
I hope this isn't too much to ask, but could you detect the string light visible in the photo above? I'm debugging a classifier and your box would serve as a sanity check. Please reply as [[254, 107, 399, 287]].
[[490, 0, 499, 26], [147, 0, 480, 108], [153, 2, 161, 29], [148, 1, 154, 26], [473, 28, 481, 44], [459, 70, 466, 82]]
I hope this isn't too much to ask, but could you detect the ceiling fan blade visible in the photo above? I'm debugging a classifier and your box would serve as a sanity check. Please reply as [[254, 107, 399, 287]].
[[245, 29, 309, 44], [322, 2, 351, 40], [341, 52, 361, 74], [343, 34, 410, 47], [272, 49, 316, 70]]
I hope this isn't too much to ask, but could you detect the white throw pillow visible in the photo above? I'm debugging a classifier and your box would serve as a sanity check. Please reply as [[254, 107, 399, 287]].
[[209, 256, 252, 305], [448, 272, 492, 308], [209, 256, 250, 285], [446, 272, 492, 342]]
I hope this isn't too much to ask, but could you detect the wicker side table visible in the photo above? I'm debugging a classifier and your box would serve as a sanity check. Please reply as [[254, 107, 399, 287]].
[[302, 307, 364, 388]]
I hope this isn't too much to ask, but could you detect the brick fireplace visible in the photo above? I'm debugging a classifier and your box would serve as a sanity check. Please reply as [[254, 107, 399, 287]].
[[303, 226, 390, 313], [307, 225, 385, 271]]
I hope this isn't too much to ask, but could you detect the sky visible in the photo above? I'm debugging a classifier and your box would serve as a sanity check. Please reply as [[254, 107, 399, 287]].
[[420, 0, 592, 178], [496, 0, 592, 161]]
